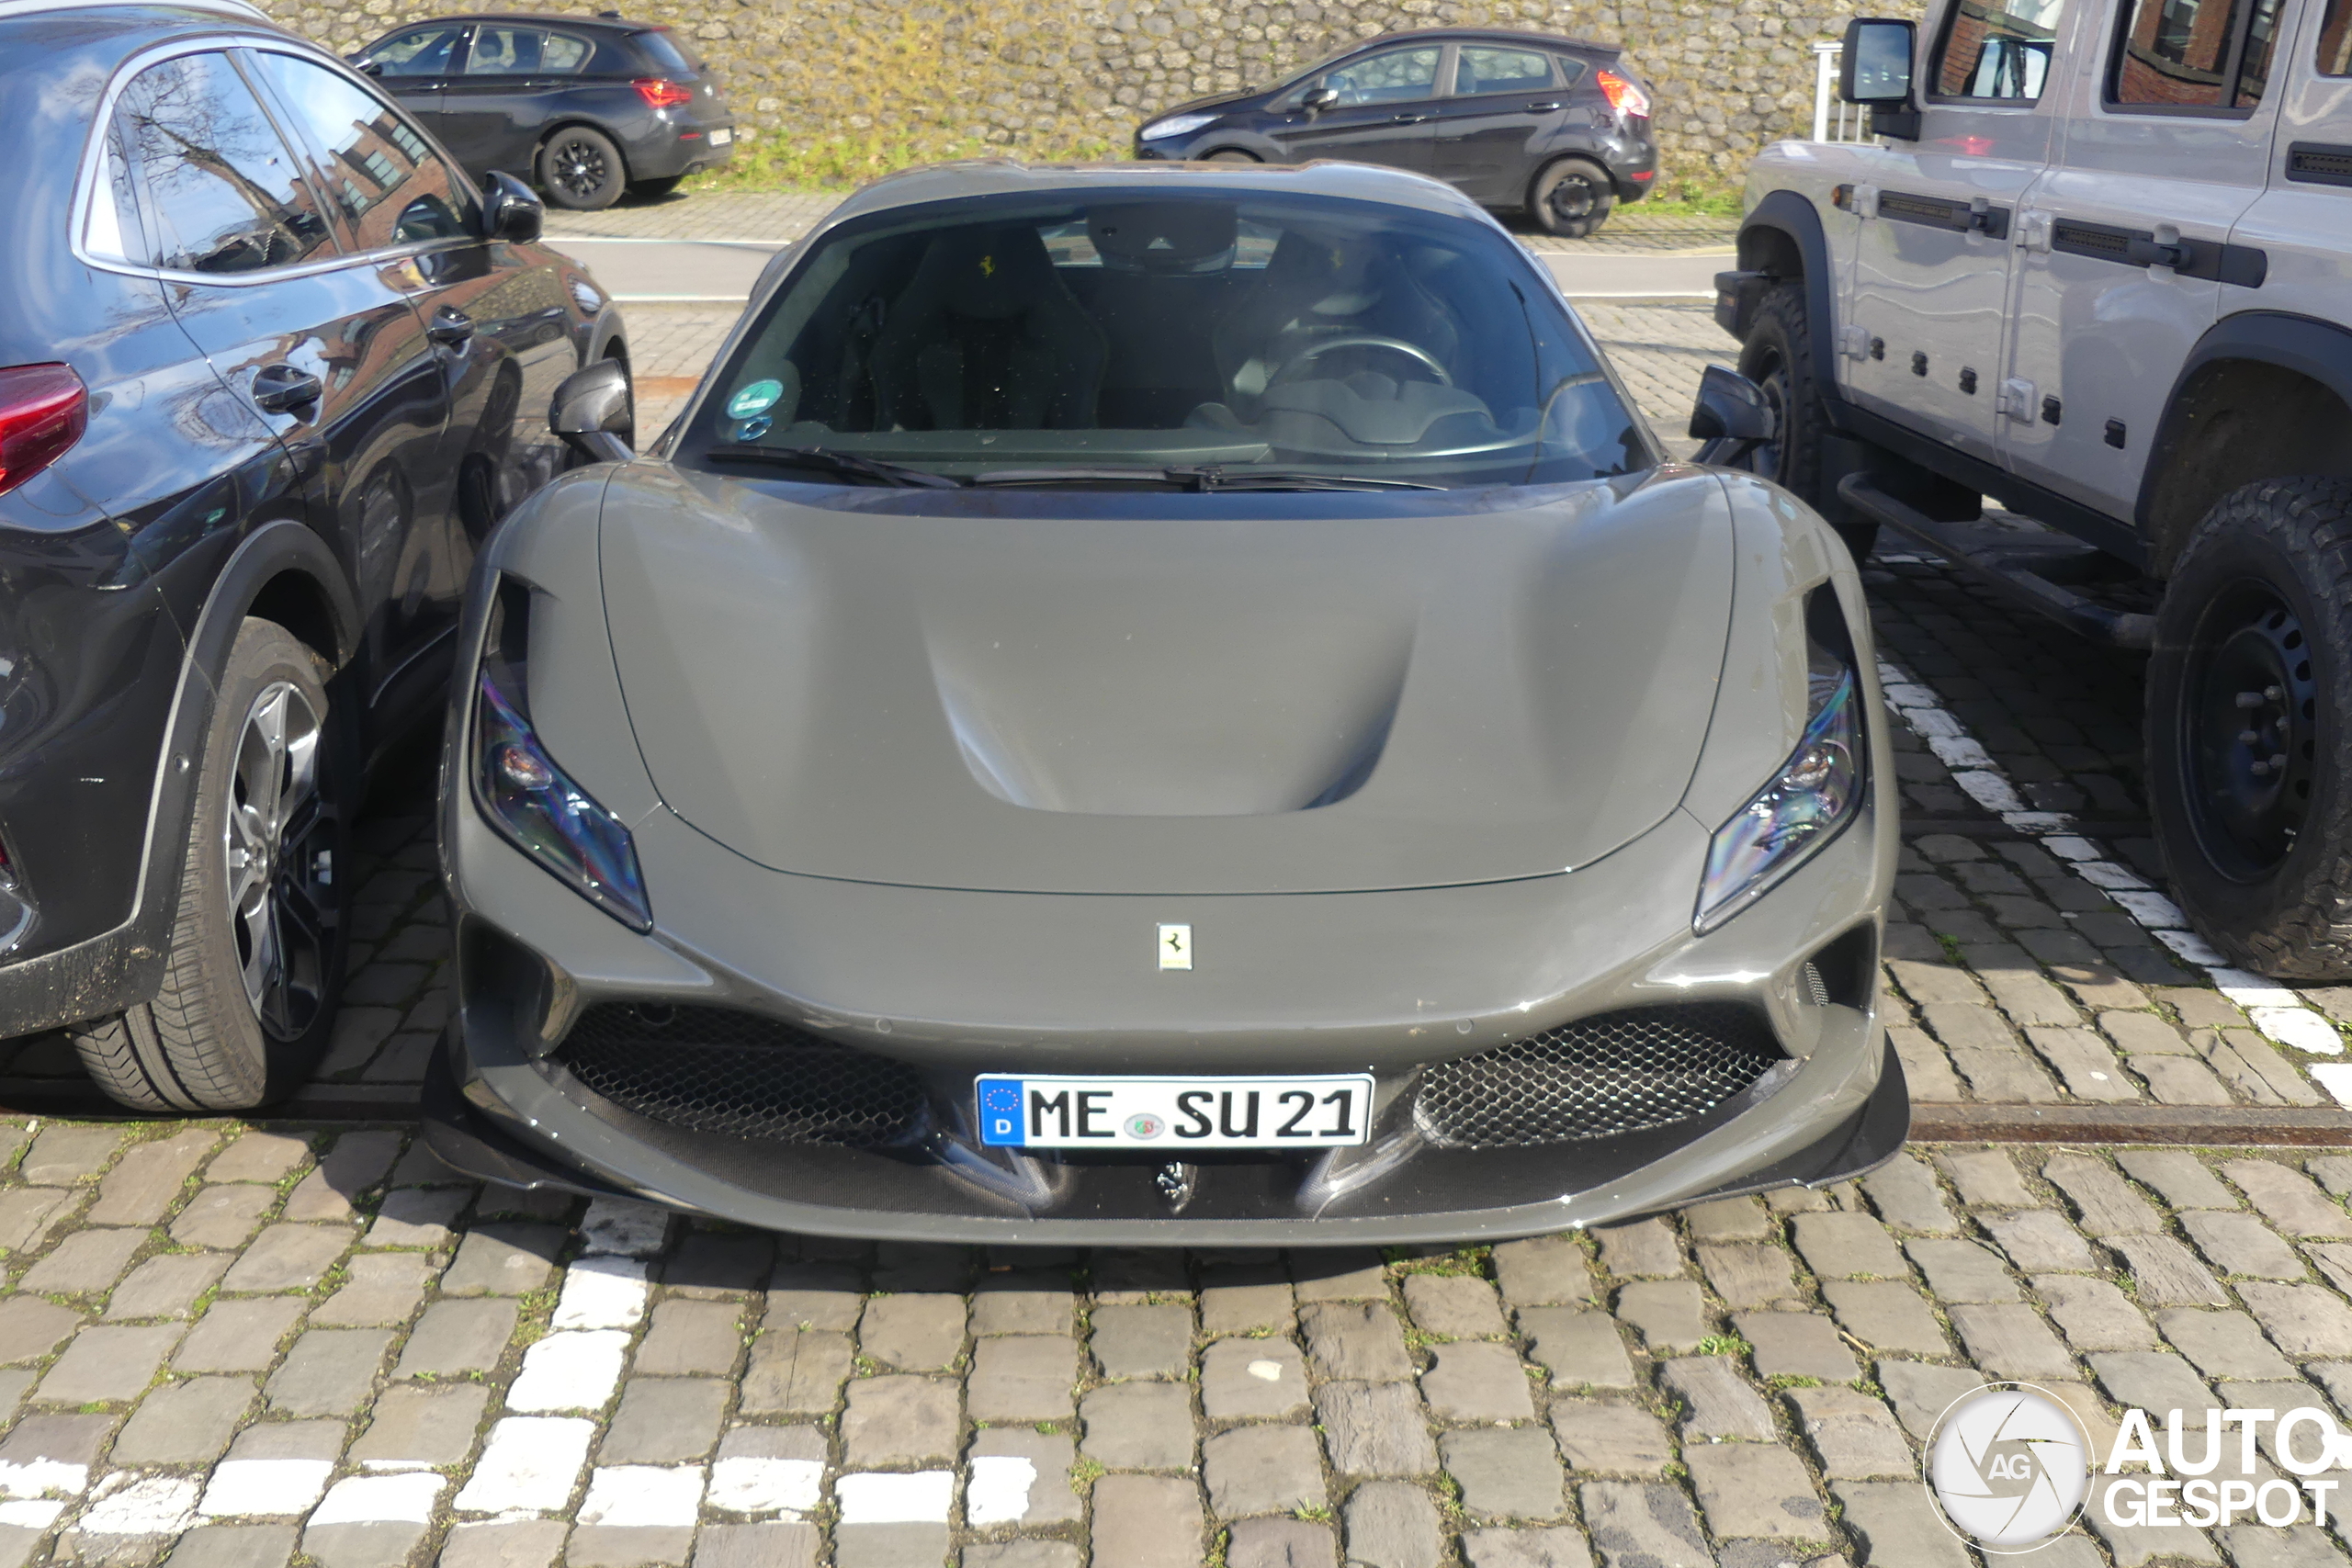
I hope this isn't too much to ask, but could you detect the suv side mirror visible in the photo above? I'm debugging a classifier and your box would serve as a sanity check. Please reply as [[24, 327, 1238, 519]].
[[550, 360, 634, 463], [1688, 365, 1778, 464], [1300, 85, 1339, 113], [481, 171, 544, 244], [1839, 18, 1921, 137]]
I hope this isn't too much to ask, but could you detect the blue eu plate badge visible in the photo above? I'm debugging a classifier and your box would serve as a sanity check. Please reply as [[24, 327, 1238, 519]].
[[979, 1079, 1026, 1145]]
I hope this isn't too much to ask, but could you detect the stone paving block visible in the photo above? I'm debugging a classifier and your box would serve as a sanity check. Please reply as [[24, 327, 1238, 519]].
[[1885, 956, 1985, 1006], [20, 1127, 121, 1185], [2238, 1282, 2352, 1358], [351, 1383, 491, 1467], [2136, 1055, 2237, 1105], [857, 1294, 965, 1371], [762, 1266, 865, 1332], [395, 1299, 517, 1378], [162, 1523, 299, 1568], [0, 1297, 80, 1365], [2159, 1309, 2299, 1381], [202, 1418, 344, 1517], [2035, 1275, 2158, 1351], [2223, 1159, 2352, 1238], [440, 1224, 561, 1296], [1225, 1518, 1338, 1568], [1492, 1237, 1591, 1306], [363, 1188, 468, 1250], [692, 1525, 819, 1568], [1734, 1311, 1860, 1382], [967, 1427, 1080, 1527], [1786, 1386, 1912, 1479], [1680, 1197, 1770, 1243], [1891, 1025, 1967, 1100], [0, 1189, 77, 1254], [175, 1297, 305, 1374], [1517, 1307, 1635, 1389], [107, 1255, 230, 1322], [1683, 1443, 1825, 1540], [1459, 1527, 1592, 1568], [2181, 1211, 2306, 1280], [507, 1328, 628, 1413], [22, 1230, 145, 1301], [601, 1378, 729, 1462], [1790, 1213, 1907, 1280], [842, 1376, 958, 1467], [1578, 1482, 1710, 1568], [2087, 1352, 2217, 1424], [40, 1322, 181, 1403], [1090, 1303, 1191, 1379], [1879, 1361, 1992, 1442], [281, 1133, 401, 1223], [554, 1256, 652, 1332], [220, 1224, 352, 1292], [1862, 1153, 1959, 1234], [303, 1473, 446, 1568], [2107, 1235, 2230, 1306], [1421, 1340, 1534, 1420], [1090, 1475, 1202, 1568], [663, 1233, 773, 1300], [1547, 1400, 1670, 1476], [1201, 1337, 1308, 1420], [1829, 1481, 1973, 1568], [1400, 1274, 1506, 1339], [1936, 1148, 2038, 1208], [1612, 1281, 1709, 1355], [1080, 1381, 1193, 1470], [206, 1133, 311, 1186], [2026, 1025, 2141, 1100], [1982, 1210, 2098, 1273], [2101, 1010, 2197, 1056], [967, 1335, 1075, 1422], [1300, 1301, 1411, 1382], [1204, 1423, 1325, 1517], [703, 1424, 826, 1518], [2086, 1473, 2224, 1565], [1695, 1245, 1796, 1310], [2115, 1149, 2237, 1211], [1440, 1427, 1564, 1520], [1313, 1381, 1437, 1478], [166, 1187, 277, 1252], [1821, 1280, 1949, 1356], [266, 1328, 393, 1416], [1088, 1249, 1185, 1303], [311, 1254, 436, 1329], [1948, 1303, 2077, 1379], [968, 1278, 1073, 1337], [1658, 1357, 1774, 1440], [89, 1131, 218, 1226], [110, 1376, 255, 1465], [452, 1416, 594, 1513], [1288, 1250, 1387, 1303], [1905, 1237, 2020, 1302], [2045, 1151, 2165, 1235], [2215, 1526, 2346, 1568], [1593, 1220, 1682, 1280], [1200, 1275, 1293, 1337], [631, 1302, 742, 1377], [1342, 1480, 1440, 1568]]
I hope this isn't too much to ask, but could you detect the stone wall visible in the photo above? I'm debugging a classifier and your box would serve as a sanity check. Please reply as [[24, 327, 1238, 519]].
[[262, 0, 1925, 188]]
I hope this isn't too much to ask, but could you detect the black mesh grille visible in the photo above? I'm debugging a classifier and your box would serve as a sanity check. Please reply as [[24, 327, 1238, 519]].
[[558, 1004, 927, 1146], [1413, 1004, 1782, 1149]]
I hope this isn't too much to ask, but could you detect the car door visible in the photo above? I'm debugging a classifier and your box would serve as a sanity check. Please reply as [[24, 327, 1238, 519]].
[[1428, 44, 1576, 203], [1267, 43, 1446, 173], [1839, 0, 2072, 468], [436, 23, 583, 179], [2003, 0, 2289, 513], [2223, 0, 2352, 349], [357, 21, 465, 146], [114, 48, 453, 736]]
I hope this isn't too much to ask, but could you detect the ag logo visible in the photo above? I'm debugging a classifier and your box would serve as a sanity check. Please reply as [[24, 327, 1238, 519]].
[[1925, 1382, 2091, 1551]]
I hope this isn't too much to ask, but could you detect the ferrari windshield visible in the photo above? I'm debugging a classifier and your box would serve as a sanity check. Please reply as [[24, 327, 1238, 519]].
[[680, 189, 1652, 489]]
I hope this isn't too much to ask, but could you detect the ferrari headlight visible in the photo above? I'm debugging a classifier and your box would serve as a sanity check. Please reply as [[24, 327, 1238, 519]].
[[1144, 112, 1218, 140], [472, 581, 652, 931], [1694, 646, 1864, 934]]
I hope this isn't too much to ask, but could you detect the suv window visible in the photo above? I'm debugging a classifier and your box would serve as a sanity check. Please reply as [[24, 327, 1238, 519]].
[[1321, 47, 1443, 106], [371, 25, 463, 78], [2324, 0, 2352, 72], [250, 51, 478, 252], [2112, 0, 2278, 106], [113, 51, 336, 275], [1933, 0, 2066, 98], [465, 27, 594, 75], [1453, 47, 1556, 96]]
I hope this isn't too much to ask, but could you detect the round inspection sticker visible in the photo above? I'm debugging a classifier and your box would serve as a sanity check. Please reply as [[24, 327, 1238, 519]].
[[726, 378, 784, 419]]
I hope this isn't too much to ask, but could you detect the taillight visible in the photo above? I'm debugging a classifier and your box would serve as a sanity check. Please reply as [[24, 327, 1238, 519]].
[[633, 78, 693, 109], [0, 364, 87, 498], [1596, 69, 1651, 118]]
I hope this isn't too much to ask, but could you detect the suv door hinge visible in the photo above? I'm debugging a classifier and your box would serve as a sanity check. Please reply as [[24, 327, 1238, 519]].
[[2017, 210, 2053, 253], [1839, 324, 1871, 359], [1996, 377, 2037, 423], [1852, 184, 1881, 220]]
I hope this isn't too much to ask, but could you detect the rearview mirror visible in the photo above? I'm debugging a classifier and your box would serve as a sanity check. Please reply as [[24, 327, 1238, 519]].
[[481, 171, 544, 244], [1839, 19, 1915, 104], [1688, 365, 1777, 463], [1300, 85, 1339, 113], [550, 360, 634, 464]]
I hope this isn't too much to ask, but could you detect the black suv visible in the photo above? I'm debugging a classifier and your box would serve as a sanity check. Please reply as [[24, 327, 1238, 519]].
[[1132, 28, 1659, 238], [0, 0, 628, 1110], [355, 12, 738, 209]]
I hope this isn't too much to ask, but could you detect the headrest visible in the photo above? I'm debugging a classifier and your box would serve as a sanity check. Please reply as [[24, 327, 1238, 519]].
[[1087, 202, 1238, 273], [910, 226, 1059, 321]]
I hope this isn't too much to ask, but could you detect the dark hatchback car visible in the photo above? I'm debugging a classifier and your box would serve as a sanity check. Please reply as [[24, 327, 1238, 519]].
[[1132, 28, 1658, 238], [354, 12, 737, 210], [0, 0, 628, 1111]]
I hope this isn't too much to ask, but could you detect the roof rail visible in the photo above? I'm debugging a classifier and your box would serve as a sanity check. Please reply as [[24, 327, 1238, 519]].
[[0, 0, 270, 21]]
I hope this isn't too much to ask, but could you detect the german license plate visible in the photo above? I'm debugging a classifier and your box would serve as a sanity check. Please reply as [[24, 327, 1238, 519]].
[[976, 1074, 1374, 1149], [708, 127, 733, 146]]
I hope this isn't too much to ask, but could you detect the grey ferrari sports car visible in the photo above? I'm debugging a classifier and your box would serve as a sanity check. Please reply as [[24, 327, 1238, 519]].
[[425, 159, 1906, 1242]]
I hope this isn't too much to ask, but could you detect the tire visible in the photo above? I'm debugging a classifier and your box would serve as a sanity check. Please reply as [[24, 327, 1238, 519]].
[[540, 127, 628, 210], [1529, 157, 1614, 239], [1734, 282, 1877, 562], [2146, 477, 2352, 978], [69, 619, 347, 1109], [1204, 149, 1259, 164], [628, 175, 685, 198]]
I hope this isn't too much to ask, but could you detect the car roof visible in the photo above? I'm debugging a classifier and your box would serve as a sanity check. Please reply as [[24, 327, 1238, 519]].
[[1338, 26, 1621, 57], [377, 10, 659, 30], [0, 0, 262, 17], [820, 158, 1500, 232]]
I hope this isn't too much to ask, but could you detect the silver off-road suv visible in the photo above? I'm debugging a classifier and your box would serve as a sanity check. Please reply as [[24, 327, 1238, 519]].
[[1714, 0, 2352, 978]]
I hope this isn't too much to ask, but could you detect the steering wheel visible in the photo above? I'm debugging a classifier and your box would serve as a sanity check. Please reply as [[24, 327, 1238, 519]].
[[1270, 335, 1454, 389]]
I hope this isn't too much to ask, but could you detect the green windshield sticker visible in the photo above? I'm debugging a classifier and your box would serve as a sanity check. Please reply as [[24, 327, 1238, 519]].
[[727, 379, 784, 419]]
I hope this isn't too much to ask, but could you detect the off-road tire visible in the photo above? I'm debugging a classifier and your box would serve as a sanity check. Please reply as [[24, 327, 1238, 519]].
[[1529, 157, 1614, 240], [541, 127, 628, 210], [69, 619, 346, 1109], [1736, 283, 1876, 562], [2147, 477, 2352, 978], [628, 175, 685, 198]]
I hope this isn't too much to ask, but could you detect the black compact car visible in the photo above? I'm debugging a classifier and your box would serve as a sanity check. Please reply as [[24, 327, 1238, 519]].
[[1131, 28, 1659, 238], [353, 12, 737, 210], [0, 0, 628, 1110]]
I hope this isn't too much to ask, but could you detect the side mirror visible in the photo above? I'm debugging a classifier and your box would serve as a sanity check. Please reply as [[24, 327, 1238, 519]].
[[550, 360, 634, 463], [1300, 85, 1339, 113], [1688, 365, 1777, 465], [1838, 18, 1916, 103], [481, 171, 544, 244], [351, 56, 384, 77]]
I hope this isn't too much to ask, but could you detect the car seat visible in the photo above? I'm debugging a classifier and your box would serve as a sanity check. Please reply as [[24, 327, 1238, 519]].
[[868, 226, 1107, 431], [1211, 228, 1463, 418]]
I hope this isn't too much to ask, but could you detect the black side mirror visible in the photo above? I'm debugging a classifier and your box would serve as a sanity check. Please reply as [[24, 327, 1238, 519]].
[[1839, 18, 1921, 137], [550, 360, 633, 463], [1689, 365, 1777, 465], [352, 57, 384, 77], [1301, 85, 1339, 113], [481, 171, 544, 244]]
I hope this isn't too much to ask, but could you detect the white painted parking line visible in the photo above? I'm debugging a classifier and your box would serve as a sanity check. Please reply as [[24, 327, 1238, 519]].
[[506, 1329, 629, 1413], [453, 1416, 595, 1514]]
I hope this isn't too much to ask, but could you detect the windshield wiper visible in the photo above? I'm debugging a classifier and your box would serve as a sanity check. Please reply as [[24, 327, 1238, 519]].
[[1183, 468, 1447, 492], [705, 444, 964, 489], [966, 467, 1193, 488]]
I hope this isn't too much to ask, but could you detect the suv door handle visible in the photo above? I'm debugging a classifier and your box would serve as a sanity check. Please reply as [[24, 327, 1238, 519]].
[[250, 364, 322, 415], [427, 307, 475, 347], [1391, 113, 1430, 123], [1525, 100, 1563, 111]]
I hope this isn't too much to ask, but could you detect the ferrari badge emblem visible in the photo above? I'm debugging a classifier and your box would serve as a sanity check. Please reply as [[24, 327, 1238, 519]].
[[1158, 923, 1193, 971]]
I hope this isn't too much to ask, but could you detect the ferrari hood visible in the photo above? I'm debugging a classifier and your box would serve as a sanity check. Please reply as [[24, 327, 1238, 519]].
[[595, 466, 1736, 896]]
